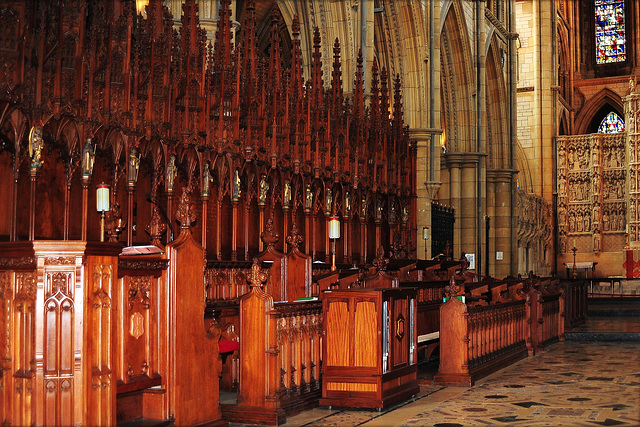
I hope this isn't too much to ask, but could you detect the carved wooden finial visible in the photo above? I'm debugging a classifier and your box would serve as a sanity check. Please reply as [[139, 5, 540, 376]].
[[176, 187, 197, 230], [105, 201, 126, 243], [286, 223, 303, 249], [261, 217, 279, 248], [247, 258, 268, 289], [444, 276, 462, 299], [372, 246, 389, 271], [146, 206, 167, 248]]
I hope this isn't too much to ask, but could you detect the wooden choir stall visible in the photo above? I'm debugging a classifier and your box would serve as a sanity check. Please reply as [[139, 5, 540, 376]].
[[0, 191, 225, 426]]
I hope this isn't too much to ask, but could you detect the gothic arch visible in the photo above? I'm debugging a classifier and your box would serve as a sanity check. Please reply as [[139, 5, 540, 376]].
[[373, 1, 428, 129], [557, 23, 570, 102], [485, 35, 508, 170], [574, 88, 624, 135], [440, 0, 474, 153], [515, 140, 533, 194]]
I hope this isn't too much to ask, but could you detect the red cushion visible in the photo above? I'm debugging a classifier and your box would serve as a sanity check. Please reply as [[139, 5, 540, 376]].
[[219, 339, 239, 353]]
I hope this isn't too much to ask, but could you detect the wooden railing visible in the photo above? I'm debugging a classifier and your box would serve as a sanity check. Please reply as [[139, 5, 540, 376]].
[[435, 297, 528, 387], [559, 279, 588, 330], [539, 290, 565, 348], [205, 260, 258, 301], [273, 301, 323, 404]]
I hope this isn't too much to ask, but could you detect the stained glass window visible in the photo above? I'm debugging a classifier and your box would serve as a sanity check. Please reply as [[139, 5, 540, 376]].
[[595, 0, 626, 64], [598, 112, 625, 133]]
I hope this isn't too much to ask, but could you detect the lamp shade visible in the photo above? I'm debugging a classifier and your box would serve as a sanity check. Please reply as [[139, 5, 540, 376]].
[[136, 0, 148, 14], [423, 226, 429, 240], [96, 184, 110, 212], [328, 216, 340, 239]]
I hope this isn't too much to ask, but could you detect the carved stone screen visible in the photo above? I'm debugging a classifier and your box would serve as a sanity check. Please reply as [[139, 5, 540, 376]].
[[557, 133, 627, 254]]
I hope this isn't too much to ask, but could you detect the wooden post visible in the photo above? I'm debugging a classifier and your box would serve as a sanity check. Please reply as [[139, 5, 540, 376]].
[[201, 195, 209, 251], [216, 200, 223, 260], [82, 181, 90, 241], [126, 186, 135, 246], [29, 170, 37, 240], [258, 206, 265, 253], [232, 200, 238, 261]]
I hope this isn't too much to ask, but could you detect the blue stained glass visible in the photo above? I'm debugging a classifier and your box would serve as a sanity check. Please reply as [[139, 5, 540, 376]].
[[595, 0, 626, 64], [598, 112, 625, 134]]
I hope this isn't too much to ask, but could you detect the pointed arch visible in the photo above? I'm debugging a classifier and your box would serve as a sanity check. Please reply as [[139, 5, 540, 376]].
[[440, 0, 474, 153], [485, 35, 508, 169], [574, 87, 624, 135]]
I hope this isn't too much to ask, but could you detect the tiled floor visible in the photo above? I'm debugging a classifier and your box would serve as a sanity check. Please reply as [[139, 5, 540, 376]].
[[226, 309, 640, 427], [278, 340, 640, 426]]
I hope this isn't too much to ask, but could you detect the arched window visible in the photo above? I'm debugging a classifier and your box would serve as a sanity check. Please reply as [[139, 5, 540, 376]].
[[595, 0, 626, 64], [597, 111, 625, 133]]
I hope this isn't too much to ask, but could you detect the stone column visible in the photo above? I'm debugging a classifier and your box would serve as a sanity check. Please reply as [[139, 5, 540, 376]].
[[488, 169, 514, 278], [411, 129, 441, 259]]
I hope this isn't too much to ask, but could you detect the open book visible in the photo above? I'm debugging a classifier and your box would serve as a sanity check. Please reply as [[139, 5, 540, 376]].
[[120, 245, 164, 256]]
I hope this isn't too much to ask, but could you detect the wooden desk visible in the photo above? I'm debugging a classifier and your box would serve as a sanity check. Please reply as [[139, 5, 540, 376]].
[[319, 288, 419, 409]]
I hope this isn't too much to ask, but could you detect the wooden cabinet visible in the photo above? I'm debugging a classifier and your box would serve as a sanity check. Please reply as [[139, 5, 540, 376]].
[[319, 288, 419, 409]]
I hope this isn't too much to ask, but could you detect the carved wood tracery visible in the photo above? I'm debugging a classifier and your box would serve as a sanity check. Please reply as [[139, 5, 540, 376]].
[[0, 0, 415, 263]]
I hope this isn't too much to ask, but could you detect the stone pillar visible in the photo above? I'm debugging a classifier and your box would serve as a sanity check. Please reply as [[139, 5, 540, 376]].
[[488, 169, 515, 278], [412, 129, 441, 259]]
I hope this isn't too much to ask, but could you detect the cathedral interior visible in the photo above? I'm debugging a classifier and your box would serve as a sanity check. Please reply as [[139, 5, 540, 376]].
[[0, 0, 638, 426]]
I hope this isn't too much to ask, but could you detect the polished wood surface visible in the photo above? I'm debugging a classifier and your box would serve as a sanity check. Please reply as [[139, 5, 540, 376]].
[[0, 241, 121, 426], [435, 276, 566, 387], [0, 0, 415, 268], [224, 261, 322, 425], [116, 254, 167, 422], [320, 287, 419, 409], [164, 229, 223, 426]]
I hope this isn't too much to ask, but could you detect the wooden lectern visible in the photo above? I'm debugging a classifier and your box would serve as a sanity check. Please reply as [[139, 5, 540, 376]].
[[319, 287, 419, 409]]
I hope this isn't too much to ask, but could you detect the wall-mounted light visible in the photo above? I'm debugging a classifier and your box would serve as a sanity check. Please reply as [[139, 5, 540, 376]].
[[329, 216, 341, 271], [97, 184, 110, 242], [329, 216, 341, 239]]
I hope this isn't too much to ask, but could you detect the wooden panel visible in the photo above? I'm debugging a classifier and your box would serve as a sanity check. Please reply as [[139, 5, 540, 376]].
[[326, 382, 377, 392], [354, 300, 377, 367], [286, 248, 312, 302], [391, 297, 408, 369], [238, 288, 272, 408], [164, 231, 222, 426], [325, 300, 350, 367], [320, 288, 418, 409]]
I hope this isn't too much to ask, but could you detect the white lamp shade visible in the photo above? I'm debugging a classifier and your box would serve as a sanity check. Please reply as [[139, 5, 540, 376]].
[[328, 216, 341, 239], [423, 227, 429, 240], [96, 184, 110, 212]]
